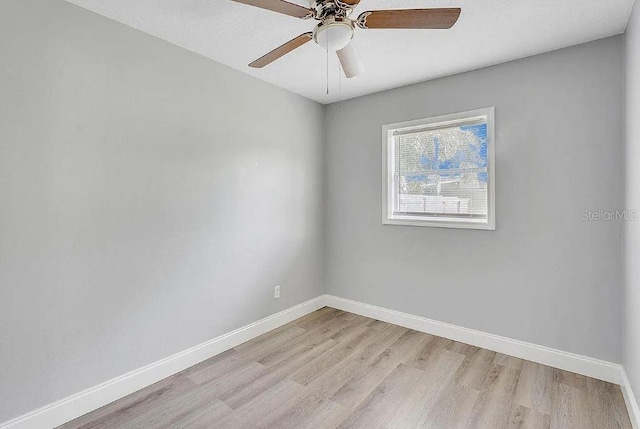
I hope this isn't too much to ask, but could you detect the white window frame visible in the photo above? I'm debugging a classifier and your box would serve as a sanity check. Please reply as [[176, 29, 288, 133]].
[[382, 107, 495, 230]]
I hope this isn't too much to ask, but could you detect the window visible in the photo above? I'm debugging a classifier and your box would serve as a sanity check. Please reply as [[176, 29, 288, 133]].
[[382, 107, 495, 230]]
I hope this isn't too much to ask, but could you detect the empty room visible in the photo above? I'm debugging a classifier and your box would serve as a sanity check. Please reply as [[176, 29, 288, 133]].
[[1, 0, 640, 428]]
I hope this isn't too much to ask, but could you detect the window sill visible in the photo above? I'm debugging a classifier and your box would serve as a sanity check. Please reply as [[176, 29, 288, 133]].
[[382, 216, 495, 230]]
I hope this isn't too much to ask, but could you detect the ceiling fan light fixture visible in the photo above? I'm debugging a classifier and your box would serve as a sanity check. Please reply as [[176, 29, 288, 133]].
[[337, 40, 365, 78], [313, 19, 354, 51]]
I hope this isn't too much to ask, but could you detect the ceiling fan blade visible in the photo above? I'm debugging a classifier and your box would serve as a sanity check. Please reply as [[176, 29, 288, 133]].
[[249, 33, 313, 68], [231, 0, 314, 19], [337, 40, 365, 78], [357, 8, 461, 29]]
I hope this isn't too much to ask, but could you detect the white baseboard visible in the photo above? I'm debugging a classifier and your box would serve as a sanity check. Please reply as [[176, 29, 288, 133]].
[[327, 293, 637, 427], [323, 295, 623, 384], [621, 369, 640, 429], [0, 296, 326, 429], [326, 295, 640, 427], [3, 293, 637, 429]]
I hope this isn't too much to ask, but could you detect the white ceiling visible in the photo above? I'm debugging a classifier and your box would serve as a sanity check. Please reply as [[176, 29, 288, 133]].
[[66, 0, 635, 104]]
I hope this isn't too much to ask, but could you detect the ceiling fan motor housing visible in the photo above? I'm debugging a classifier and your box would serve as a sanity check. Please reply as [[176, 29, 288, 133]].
[[309, 0, 354, 20]]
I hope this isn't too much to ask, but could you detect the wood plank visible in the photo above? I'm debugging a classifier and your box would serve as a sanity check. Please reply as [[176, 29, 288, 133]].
[[550, 382, 590, 429], [118, 390, 230, 429], [286, 399, 350, 429], [385, 348, 467, 428], [288, 325, 380, 386], [158, 399, 232, 429], [453, 347, 497, 390], [553, 368, 587, 389], [256, 318, 365, 367], [215, 379, 309, 428], [336, 363, 424, 429], [326, 315, 375, 342], [585, 378, 633, 429], [308, 325, 410, 407], [402, 334, 453, 371], [296, 308, 344, 330], [514, 360, 555, 415], [369, 329, 433, 373], [466, 364, 521, 428], [507, 404, 551, 429], [449, 342, 481, 357], [191, 361, 267, 403], [495, 352, 525, 370], [220, 337, 338, 408], [263, 394, 348, 429], [420, 383, 480, 429], [295, 323, 407, 391]]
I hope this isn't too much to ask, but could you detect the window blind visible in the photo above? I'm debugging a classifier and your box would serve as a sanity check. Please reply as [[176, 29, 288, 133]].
[[393, 120, 489, 220]]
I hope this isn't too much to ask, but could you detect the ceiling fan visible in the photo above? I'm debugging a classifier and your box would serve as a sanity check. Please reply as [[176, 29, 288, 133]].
[[231, 0, 461, 78]]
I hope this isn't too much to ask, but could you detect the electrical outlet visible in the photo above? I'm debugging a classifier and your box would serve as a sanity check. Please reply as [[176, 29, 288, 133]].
[[274, 285, 281, 299]]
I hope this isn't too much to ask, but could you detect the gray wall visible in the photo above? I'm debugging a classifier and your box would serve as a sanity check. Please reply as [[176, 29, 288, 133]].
[[325, 36, 625, 363], [0, 0, 325, 422], [625, 0, 640, 412]]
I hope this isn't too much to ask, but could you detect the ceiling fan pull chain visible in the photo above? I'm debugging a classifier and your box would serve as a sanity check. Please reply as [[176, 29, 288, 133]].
[[338, 60, 342, 102]]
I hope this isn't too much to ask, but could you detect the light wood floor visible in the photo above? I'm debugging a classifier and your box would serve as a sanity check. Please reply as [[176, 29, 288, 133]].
[[59, 307, 632, 429]]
